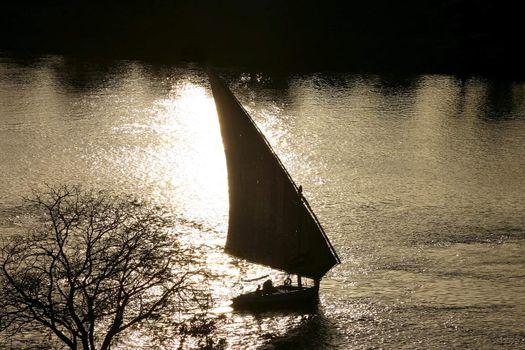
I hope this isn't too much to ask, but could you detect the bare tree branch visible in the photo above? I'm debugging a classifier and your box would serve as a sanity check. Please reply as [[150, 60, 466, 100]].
[[1, 185, 211, 350]]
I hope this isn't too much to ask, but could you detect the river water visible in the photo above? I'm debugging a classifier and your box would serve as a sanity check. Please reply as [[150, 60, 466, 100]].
[[1, 54, 524, 349]]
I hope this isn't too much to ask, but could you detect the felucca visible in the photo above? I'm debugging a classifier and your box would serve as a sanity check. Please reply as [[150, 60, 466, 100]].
[[208, 70, 340, 309]]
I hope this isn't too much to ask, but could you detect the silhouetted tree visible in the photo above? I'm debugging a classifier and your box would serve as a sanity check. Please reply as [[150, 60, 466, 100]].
[[0, 185, 211, 350]]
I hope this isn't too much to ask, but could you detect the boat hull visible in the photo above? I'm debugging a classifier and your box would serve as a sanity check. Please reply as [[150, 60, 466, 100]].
[[231, 285, 319, 310]]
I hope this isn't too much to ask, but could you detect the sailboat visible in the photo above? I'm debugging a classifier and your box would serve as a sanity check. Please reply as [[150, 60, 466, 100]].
[[208, 70, 340, 309]]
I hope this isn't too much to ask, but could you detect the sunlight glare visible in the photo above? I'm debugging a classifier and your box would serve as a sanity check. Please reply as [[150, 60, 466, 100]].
[[155, 80, 228, 232]]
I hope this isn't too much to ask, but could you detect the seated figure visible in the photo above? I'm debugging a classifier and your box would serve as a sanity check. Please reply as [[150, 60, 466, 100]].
[[262, 279, 278, 295]]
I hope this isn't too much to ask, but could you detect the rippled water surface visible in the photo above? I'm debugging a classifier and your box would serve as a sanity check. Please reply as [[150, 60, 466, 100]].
[[1, 54, 524, 349]]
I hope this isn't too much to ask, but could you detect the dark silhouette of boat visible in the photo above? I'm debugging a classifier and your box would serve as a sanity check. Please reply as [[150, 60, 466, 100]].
[[208, 70, 340, 310]]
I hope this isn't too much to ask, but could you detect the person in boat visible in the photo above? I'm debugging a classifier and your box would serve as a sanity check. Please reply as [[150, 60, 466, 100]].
[[262, 279, 278, 295]]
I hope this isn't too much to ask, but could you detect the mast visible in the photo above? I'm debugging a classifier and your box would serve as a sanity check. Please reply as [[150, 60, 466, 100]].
[[208, 69, 340, 281]]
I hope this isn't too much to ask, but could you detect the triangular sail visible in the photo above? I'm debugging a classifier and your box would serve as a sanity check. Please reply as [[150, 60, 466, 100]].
[[209, 70, 340, 280]]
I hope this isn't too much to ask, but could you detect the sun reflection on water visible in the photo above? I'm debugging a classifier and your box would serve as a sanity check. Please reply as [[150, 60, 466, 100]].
[[143, 80, 229, 232]]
